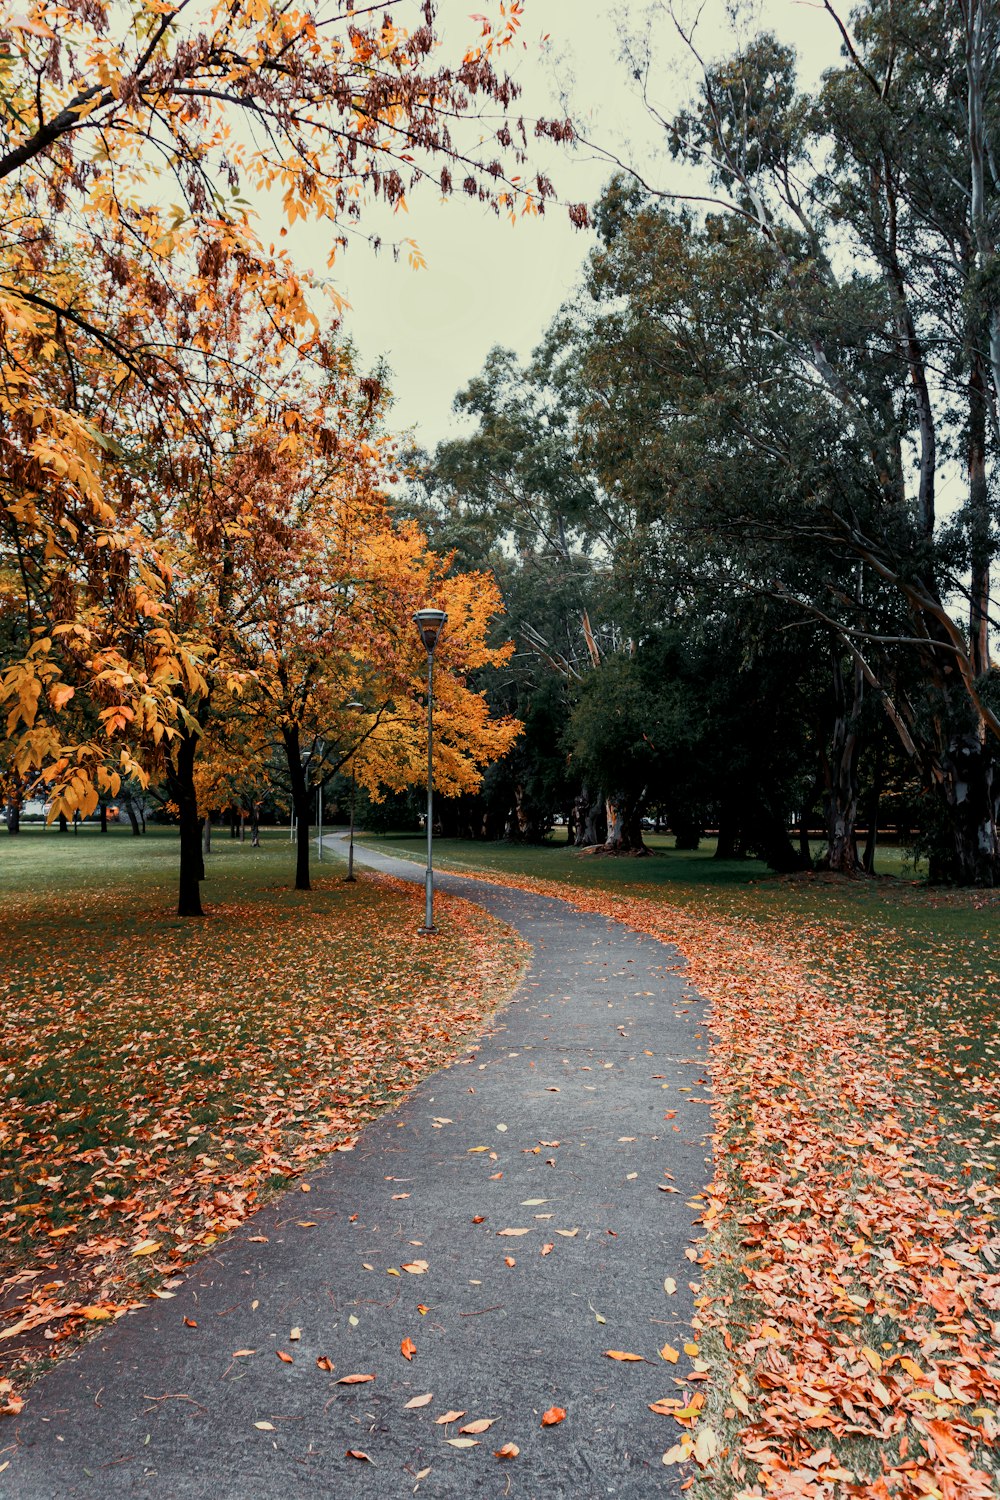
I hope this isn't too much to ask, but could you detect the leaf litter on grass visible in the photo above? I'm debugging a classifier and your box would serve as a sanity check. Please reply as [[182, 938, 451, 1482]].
[[0, 859, 525, 1407]]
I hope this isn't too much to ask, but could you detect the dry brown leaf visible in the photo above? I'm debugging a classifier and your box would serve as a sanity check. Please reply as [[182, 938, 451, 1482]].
[[404, 1392, 434, 1409], [401, 1337, 416, 1361], [605, 1350, 644, 1362], [401, 1260, 429, 1274], [345, 1449, 372, 1462], [434, 1409, 465, 1424], [541, 1406, 566, 1426], [495, 1443, 520, 1459], [445, 1437, 478, 1449], [459, 1418, 495, 1433], [336, 1372, 376, 1385], [316, 1356, 334, 1372], [276, 1350, 293, 1363], [659, 1343, 679, 1364], [497, 1228, 531, 1237]]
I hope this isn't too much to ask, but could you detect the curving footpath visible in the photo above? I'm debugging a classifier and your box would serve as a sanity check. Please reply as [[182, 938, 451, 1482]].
[[3, 842, 713, 1499]]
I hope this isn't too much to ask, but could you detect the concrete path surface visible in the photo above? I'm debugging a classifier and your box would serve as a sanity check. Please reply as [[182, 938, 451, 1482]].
[[3, 842, 713, 1498]]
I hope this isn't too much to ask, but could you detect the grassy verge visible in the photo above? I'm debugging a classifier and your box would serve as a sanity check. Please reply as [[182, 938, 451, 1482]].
[[0, 828, 526, 1408], [361, 832, 1000, 1498]]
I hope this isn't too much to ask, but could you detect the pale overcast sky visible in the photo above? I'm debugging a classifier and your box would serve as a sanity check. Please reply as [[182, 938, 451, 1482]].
[[286, 1, 847, 450]]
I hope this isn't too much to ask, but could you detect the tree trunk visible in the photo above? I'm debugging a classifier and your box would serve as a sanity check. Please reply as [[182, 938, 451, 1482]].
[[820, 652, 864, 876], [239, 810, 246, 843], [797, 772, 823, 867], [5, 799, 20, 835], [229, 806, 239, 839], [604, 794, 648, 854], [670, 809, 701, 851], [968, 343, 991, 677], [99, 802, 108, 833], [58, 812, 68, 834], [250, 803, 260, 847], [202, 815, 212, 856], [169, 728, 205, 917], [573, 787, 606, 847], [282, 726, 311, 890], [714, 795, 740, 860], [123, 796, 141, 837], [863, 742, 883, 876], [932, 731, 999, 885]]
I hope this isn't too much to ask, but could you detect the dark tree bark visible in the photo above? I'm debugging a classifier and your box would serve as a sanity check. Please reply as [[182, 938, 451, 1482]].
[[603, 792, 649, 854], [123, 795, 141, 836], [714, 795, 741, 860], [58, 812, 68, 834], [820, 651, 863, 875], [99, 802, 108, 833], [573, 787, 606, 846], [670, 808, 701, 851], [930, 732, 1000, 885], [797, 772, 823, 867], [862, 742, 883, 876], [968, 344, 991, 678], [282, 726, 312, 891], [167, 727, 205, 917], [229, 806, 239, 839], [202, 815, 212, 856], [5, 800, 20, 835], [250, 803, 260, 847]]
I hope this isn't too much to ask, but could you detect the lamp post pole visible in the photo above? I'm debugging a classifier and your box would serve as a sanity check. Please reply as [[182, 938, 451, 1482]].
[[342, 701, 364, 883], [317, 777, 323, 862], [413, 608, 447, 933], [346, 782, 356, 882]]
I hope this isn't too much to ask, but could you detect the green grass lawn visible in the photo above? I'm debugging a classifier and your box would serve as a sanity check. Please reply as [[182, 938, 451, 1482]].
[[0, 825, 524, 1398]]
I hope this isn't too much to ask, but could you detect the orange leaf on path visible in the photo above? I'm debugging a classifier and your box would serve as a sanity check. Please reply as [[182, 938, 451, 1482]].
[[401, 1337, 416, 1361], [495, 1442, 520, 1459], [605, 1350, 644, 1362], [541, 1406, 566, 1426], [336, 1373, 375, 1385]]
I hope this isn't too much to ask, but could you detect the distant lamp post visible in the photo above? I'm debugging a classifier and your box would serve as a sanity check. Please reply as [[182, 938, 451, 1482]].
[[344, 700, 364, 883], [413, 608, 447, 933]]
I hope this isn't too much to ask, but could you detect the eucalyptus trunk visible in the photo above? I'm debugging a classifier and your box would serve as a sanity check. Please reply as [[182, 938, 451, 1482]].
[[820, 652, 864, 876]]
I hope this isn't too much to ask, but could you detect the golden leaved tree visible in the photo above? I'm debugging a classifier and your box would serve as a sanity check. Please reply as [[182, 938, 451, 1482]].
[[0, 0, 576, 828]]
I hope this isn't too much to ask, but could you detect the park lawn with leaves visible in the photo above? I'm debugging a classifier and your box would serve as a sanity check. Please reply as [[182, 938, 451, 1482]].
[[368, 834, 1000, 1499], [0, 829, 525, 1411]]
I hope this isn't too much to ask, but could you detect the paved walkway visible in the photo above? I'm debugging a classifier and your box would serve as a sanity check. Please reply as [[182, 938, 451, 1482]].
[[4, 843, 712, 1499]]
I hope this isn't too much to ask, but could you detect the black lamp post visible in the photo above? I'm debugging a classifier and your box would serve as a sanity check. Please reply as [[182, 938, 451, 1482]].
[[413, 608, 447, 932], [343, 700, 364, 883]]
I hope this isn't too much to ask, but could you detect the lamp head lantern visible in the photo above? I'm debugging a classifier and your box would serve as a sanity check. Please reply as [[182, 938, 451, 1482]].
[[413, 608, 448, 654]]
